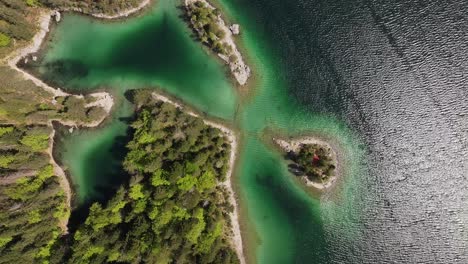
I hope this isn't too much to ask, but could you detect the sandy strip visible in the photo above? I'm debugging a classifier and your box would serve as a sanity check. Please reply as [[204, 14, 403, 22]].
[[5, 12, 67, 97], [152, 93, 245, 264], [62, 0, 151, 19], [274, 137, 338, 190], [185, 0, 251, 86], [47, 129, 70, 233]]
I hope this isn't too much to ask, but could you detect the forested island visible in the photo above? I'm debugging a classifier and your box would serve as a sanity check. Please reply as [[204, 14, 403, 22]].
[[0, 84, 242, 263], [184, 0, 251, 86], [275, 138, 337, 190], [59, 90, 240, 263]]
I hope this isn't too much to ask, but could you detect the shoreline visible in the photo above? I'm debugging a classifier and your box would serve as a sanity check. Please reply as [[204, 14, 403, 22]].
[[184, 0, 251, 86], [4, 10, 115, 118], [3, 9, 117, 234], [273, 137, 338, 190], [47, 129, 70, 233], [4, 1, 245, 259], [60, 0, 151, 20], [151, 93, 245, 264]]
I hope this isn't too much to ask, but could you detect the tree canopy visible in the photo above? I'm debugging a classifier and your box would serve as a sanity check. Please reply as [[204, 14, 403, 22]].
[[62, 92, 239, 264]]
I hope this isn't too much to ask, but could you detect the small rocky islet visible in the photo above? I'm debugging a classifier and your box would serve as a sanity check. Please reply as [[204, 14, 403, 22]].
[[275, 138, 337, 190]]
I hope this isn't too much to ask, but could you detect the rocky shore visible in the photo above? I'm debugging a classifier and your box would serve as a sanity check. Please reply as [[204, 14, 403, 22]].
[[185, 0, 251, 86]]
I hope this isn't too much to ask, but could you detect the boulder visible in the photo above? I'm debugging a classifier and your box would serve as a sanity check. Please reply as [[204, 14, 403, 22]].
[[54, 11, 61, 22], [230, 24, 240, 35]]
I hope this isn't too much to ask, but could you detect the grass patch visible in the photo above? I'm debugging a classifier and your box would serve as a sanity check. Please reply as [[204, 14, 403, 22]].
[[0, 33, 11, 47]]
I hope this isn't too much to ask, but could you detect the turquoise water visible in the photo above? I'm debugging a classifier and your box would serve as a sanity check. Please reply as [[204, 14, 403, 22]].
[[35, 0, 365, 262], [216, 1, 365, 261], [42, 0, 238, 120], [42, 0, 239, 203], [57, 98, 133, 202]]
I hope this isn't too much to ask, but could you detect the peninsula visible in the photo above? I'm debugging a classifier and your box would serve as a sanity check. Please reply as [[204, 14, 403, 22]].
[[62, 89, 243, 263]]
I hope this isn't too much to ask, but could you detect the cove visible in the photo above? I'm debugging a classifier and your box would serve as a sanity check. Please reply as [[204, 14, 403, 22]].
[[42, 0, 239, 204], [40, 0, 237, 120], [35, 0, 365, 263]]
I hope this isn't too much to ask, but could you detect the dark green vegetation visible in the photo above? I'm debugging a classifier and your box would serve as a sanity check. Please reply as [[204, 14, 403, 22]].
[[0, 32, 11, 47], [0, 125, 49, 171], [0, 3, 110, 262], [56, 90, 238, 263], [186, 1, 234, 59], [0, 64, 106, 263], [0, 124, 68, 264], [289, 143, 335, 183]]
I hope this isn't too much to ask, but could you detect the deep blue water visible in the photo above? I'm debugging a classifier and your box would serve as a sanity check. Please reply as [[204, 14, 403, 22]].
[[230, 0, 468, 262]]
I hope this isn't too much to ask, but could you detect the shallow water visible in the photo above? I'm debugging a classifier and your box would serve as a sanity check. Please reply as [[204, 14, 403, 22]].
[[56, 99, 133, 203], [34, 0, 467, 263]]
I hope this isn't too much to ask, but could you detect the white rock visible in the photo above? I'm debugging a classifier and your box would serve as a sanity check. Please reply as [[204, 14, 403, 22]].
[[54, 11, 61, 22], [230, 24, 240, 35]]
